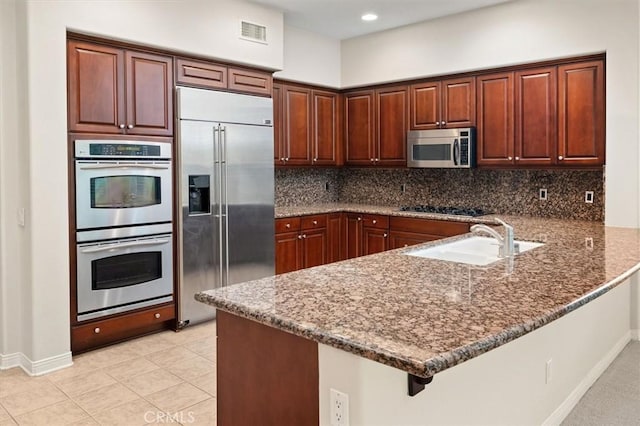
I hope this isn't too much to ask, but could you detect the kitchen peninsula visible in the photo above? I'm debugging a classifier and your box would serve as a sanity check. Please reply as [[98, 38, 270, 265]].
[[196, 211, 640, 425]]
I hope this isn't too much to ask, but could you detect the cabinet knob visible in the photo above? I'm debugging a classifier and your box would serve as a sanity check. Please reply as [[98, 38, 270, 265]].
[[357, 217, 362, 221], [285, 223, 291, 228], [383, 233, 388, 238], [298, 235, 303, 239], [515, 156, 520, 160], [154, 313, 161, 319], [404, 244, 409, 247], [370, 158, 375, 162], [94, 327, 101, 334], [313, 220, 318, 225], [302, 234, 307, 239], [313, 158, 318, 162], [280, 157, 285, 162], [441, 121, 446, 126], [436, 121, 440, 126], [375, 158, 379, 162], [372, 220, 377, 224], [558, 156, 564, 160], [285, 157, 289, 161], [118, 124, 125, 129], [508, 156, 513, 160], [127, 124, 134, 129]]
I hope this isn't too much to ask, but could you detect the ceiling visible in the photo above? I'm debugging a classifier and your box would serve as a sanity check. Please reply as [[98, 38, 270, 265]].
[[250, 0, 513, 40]]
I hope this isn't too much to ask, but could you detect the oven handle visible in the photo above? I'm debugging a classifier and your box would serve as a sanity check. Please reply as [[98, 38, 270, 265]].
[[80, 238, 171, 253], [78, 163, 170, 170]]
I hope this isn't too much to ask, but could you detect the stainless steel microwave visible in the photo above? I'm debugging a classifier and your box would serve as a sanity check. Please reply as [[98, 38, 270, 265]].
[[407, 128, 476, 168]]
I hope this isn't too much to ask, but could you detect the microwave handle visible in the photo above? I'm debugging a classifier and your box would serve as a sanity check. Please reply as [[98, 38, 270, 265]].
[[453, 139, 460, 166], [81, 238, 171, 253], [79, 163, 170, 170]]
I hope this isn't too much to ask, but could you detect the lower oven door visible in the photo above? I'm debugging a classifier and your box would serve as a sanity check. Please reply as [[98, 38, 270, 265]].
[[76, 232, 173, 321]]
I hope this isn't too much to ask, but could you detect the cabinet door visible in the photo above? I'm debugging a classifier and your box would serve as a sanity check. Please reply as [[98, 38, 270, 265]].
[[442, 77, 476, 128], [376, 86, 408, 166], [476, 72, 515, 166], [515, 67, 557, 166], [388, 231, 440, 249], [410, 82, 440, 130], [284, 86, 312, 165], [312, 90, 340, 165], [326, 213, 343, 263], [301, 228, 327, 269], [273, 83, 284, 164], [363, 227, 388, 256], [344, 213, 363, 259], [67, 41, 125, 134], [228, 67, 273, 96], [557, 60, 605, 167], [275, 231, 302, 274], [125, 51, 173, 136], [345, 91, 375, 165]]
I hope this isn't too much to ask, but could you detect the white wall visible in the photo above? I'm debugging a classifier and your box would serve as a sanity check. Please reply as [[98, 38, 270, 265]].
[[319, 280, 632, 425], [341, 0, 640, 228], [0, 0, 284, 371], [274, 25, 341, 88]]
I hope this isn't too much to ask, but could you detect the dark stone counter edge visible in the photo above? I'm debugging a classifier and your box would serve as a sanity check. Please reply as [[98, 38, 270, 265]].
[[194, 264, 639, 379]]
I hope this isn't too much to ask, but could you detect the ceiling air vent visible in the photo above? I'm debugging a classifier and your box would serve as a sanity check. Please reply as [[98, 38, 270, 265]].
[[240, 20, 267, 44]]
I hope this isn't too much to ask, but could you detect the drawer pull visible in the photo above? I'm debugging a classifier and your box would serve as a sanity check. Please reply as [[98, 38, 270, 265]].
[[286, 223, 291, 228], [94, 327, 101, 334], [313, 220, 318, 225], [154, 313, 161, 319], [372, 220, 377, 224]]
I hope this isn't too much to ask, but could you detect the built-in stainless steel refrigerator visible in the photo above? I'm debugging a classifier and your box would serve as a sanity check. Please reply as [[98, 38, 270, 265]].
[[176, 87, 275, 327]]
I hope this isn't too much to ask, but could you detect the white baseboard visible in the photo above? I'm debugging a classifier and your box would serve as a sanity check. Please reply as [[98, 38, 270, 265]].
[[631, 329, 639, 340], [543, 331, 631, 426], [0, 351, 72, 376]]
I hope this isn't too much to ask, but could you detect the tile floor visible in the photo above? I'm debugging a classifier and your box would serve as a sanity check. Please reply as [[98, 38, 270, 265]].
[[0, 321, 217, 425]]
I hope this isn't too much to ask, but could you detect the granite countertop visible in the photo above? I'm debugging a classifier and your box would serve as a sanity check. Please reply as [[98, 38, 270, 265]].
[[196, 211, 640, 379]]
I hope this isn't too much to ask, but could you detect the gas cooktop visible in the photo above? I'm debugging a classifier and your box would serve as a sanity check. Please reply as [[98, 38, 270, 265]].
[[399, 205, 491, 217]]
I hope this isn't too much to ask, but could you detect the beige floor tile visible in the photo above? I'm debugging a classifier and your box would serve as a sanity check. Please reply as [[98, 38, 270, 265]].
[[54, 370, 117, 398], [76, 345, 139, 370], [0, 368, 24, 378], [121, 369, 183, 397], [145, 382, 209, 414], [165, 323, 215, 346], [0, 402, 9, 419], [189, 372, 216, 398], [92, 397, 158, 426], [0, 371, 51, 398], [0, 417, 16, 426], [182, 337, 216, 361], [145, 346, 198, 369], [181, 398, 216, 426], [72, 383, 139, 416], [13, 400, 89, 426], [67, 417, 100, 425], [123, 333, 176, 357], [0, 381, 68, 417], [166, 355, 214, 382], [105, 357, 160, 382], [46, 355, 105, 383]]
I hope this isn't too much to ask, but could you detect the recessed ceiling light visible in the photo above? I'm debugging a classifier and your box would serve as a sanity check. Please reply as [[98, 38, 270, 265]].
[[361, 13, 378, 22]]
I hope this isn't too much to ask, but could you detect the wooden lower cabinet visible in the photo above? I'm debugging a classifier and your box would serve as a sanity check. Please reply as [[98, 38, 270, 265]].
[[275, 215, 328, 274], [327, 213, 343, 263], [275, 230, 303, 274], [301, 228, 327, 269], [345, 213, 389, 258], [363, 227, 388, 255], [389, 217, 471, 249], [71, 303, 175, 353]]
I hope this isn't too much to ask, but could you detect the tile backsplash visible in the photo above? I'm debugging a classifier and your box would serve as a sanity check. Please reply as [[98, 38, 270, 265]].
[[275, 168, 604, 221]]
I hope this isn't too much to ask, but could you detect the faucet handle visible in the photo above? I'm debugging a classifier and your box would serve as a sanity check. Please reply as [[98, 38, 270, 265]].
[[514, 242, 520, 255], [493, 217, 512, 230]]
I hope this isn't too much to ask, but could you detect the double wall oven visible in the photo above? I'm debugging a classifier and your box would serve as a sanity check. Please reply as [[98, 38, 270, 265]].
[[74, 140, 173, 322]]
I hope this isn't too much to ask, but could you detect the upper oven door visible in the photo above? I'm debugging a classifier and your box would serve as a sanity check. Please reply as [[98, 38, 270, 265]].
[[75, 159, 173, 230]]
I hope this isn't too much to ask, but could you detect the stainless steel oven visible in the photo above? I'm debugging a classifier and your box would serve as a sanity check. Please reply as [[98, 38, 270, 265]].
[[76, 224, 173, 321], [74, 140, 172, 230]]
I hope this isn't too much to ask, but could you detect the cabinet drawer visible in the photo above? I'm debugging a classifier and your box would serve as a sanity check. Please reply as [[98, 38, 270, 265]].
[[72, 304, 175, 353], [176, 58, 227, 89], [229, 67, 273, 96], [390, 217, 470, 236], [361, 214, 389, 229], [301, 215, 327, 230], [276, 217, 301, 233]]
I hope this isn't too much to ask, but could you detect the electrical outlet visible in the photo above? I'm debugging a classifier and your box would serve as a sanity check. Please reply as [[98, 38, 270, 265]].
[[400, 184, 407, 193], [325, 182, 330, 191], [539, 188, 548, 201], [330, 388, 349, 426], [585, 191, 594, 203], [545, 359, 553, 384]]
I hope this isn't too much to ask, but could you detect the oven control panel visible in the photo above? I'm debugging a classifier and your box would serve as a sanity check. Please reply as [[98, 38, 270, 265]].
[[75, 140, 171, 159]]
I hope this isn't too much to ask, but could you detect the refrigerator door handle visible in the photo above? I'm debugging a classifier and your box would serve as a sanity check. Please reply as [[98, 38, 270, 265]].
[[214, 125, 225, 289], [221, 126, 230, 287]]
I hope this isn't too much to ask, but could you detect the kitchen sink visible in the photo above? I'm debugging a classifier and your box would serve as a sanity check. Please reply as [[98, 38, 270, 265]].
[[405, 236, 544, 266]]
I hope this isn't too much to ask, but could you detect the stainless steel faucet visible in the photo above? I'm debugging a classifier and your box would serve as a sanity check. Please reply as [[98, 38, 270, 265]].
[[470, 218, 517, 258]]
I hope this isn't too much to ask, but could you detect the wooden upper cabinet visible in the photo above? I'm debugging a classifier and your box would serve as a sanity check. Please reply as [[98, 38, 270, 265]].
[[476, 72, 515, 166], [515, 67, 557, 166], [125, 51, 173, 136], [176, 58, 227, 89], [68, 41, 125, 134], [557, 60, 605, 167], [283, 86, 312, 165], [272, 83, 284, 163], [376, 86, 408, 166], [442, 77, 476, 128], [410, 77, 475, 130], [312, 90, 341, 165], [68, 40, 173, 136], [228, 67, 273, 96], [345, 90, 375, 165]]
